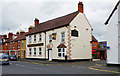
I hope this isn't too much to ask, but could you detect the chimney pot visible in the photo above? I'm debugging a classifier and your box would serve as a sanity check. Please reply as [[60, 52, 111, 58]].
[[78, 1, 84, 13], [34, 18, 39, 26]]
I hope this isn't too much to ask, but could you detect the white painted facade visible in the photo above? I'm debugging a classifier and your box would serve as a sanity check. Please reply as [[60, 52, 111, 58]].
[[26, 12, 92, 60], [106, 2, 120, 64]]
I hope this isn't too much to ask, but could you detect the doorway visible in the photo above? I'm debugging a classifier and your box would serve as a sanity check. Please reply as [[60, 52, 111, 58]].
[[48, 49, 52, 61]]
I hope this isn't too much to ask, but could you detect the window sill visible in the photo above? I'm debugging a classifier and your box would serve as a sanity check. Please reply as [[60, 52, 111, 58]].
[[38, 41, 42, 42], [33, 41, 36, 43], [33, 55, 37, 57], [38, 55, 42, 56], [28, 55, 32, 56]]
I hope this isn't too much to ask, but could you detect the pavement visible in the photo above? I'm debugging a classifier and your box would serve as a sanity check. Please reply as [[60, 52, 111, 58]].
[[1, 58, 120, 75]]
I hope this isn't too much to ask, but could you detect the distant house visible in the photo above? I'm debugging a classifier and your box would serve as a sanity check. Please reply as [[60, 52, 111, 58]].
[[11, 27, 33, 58], [25, 2, 92, 61], [97, 41, 107, 60], [105, 1, 120, 64], [92, 36, 98, 58]]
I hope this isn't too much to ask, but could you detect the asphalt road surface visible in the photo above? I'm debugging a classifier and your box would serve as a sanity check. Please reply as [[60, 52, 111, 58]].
[[1, 61, 116, 74]]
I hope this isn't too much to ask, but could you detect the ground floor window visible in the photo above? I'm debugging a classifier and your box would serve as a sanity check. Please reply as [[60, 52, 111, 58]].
[[34, 48, 36, 55], [58, 48, 65, 57], [39, 48, 42, 55], [29, 48, 31, 55]]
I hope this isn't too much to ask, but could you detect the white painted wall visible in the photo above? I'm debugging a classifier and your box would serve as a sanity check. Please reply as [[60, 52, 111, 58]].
[[107, 6, 119, 64], [26, 33, 46, 59], [26, 12, 92, 60], [70, 13, 92, 59], [46, 27, 68, 60]]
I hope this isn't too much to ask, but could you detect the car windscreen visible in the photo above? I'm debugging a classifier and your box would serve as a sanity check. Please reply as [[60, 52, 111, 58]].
[[2, 56, 8, 59]]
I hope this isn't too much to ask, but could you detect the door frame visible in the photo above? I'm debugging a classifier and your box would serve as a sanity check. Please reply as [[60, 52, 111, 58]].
[[48, 49, 52, 61]]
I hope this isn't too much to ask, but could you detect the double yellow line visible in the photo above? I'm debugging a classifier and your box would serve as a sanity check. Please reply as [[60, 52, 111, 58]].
[[89, 64, 120, 74]]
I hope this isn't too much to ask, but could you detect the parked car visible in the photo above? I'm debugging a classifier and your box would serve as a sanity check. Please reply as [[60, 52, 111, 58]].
[[0, 53, 9, 65], [9, 55, 17, 61]]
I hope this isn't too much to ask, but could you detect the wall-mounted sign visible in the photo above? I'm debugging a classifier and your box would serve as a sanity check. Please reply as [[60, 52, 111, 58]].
[[107, 46, 110, 50], [71, 29, 78, 37], [27, 43, 44, 47], [52, 33, 56, 40]]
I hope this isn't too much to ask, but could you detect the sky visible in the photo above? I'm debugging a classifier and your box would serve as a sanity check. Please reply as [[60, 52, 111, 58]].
[[0, 0, 119, 41]]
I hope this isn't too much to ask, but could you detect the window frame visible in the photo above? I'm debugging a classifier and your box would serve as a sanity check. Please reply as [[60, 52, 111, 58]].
[[93, 44, 96, 47], [34, 48, 36, 55], [61, 32, 65, 42], [49, 35, 52, 43], [29, 48, 32, 55], [34, 35, 36, 42], [29, 36, 31, 43], [57, 48, 66, 58], [39, 33, 42, 41], [39, 48, 42, 55], [6, 43, 7, 49]]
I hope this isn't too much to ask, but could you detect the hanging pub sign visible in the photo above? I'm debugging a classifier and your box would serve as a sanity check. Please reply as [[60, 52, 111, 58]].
[[71, 29, 79, 37], [52, 33, 56, 40]]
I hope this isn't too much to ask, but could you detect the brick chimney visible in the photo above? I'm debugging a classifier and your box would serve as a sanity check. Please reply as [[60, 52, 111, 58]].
[[20, 30, 25, 35], [16, 31, 19, 36], [78, 1, 84, 13], [8, 32, 13, 38], [3, 35, 7, 38], [34, 18, 39, 26], [28, 26, 33, 32]]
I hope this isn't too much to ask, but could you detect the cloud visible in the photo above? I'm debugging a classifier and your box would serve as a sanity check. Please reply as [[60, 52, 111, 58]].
[[0, 0, 119, 41]]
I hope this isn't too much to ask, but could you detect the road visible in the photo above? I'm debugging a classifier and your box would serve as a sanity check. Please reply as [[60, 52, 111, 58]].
[[1, 60, 116, 74]]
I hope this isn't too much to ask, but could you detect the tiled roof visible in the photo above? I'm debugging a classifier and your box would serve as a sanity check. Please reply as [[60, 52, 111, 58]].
[[92, 36, 98, 42], [26, 11, 79, 36], [12, 32, 28, 42], [5, 37, 12, 43]]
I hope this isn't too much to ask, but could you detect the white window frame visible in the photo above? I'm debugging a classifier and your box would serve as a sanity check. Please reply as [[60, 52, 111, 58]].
[[29, 36, 31, 43], [34, 48, 36, 55], [49, 35, 52, 43], [29, 48, 31, 55], [39, 33, 42, 41], [58, 48, 66, 58], [61, 32, 65, 42], [39, 48, 42, 55], [34, 35, 36, 42]]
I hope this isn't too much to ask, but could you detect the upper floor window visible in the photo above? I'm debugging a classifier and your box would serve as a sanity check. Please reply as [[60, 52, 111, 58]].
[[18, 41, 20, 48], [49, 35, 52, 43], [10, 42, 12, 49], [34, 48, 36, 55], [39, 33, 42, 41], [39, 48, 42, 55], [61, 33, 65, 42], [34, 35, 36, 42], [13, 42, 15, 48], [29, 48, 31, 55], [22, 41, 23, 48], [6, 43, 7, 49], [29, 36, 31, 43]]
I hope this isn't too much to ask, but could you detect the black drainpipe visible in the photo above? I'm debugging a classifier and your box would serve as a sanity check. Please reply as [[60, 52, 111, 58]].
[[44, 32, 46, 60]]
